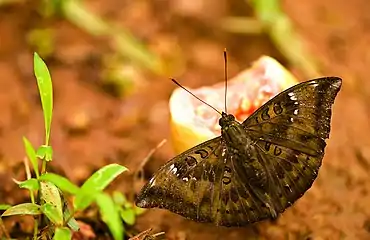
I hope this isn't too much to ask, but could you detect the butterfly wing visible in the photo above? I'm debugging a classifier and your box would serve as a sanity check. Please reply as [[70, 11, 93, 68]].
[[136, 137, 228, 223], [242, 77, 342, 210], [136, 136, 283, 226]]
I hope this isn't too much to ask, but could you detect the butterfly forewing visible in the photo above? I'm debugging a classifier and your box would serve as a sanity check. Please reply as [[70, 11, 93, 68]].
[[244, 77, 341, 141], [136, 137, 228, 223], [136, 76, 342, 227], [242, 77, 341, 212]]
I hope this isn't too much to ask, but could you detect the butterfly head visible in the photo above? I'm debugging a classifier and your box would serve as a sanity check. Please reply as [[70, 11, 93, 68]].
[[219, 112, 236, 128]]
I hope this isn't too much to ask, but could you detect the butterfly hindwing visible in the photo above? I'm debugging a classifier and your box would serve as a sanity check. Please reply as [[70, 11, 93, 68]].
[[214, 149, 280, 226], [253, 139, 322, 209]]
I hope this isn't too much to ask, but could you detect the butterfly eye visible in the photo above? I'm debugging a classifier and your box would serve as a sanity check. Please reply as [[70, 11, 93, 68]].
[[219, 118, 225, 127], [228, 114, 235, 121]]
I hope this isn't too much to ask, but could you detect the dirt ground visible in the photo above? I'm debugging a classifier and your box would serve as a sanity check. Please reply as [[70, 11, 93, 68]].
[[0, 0, 370, 239]]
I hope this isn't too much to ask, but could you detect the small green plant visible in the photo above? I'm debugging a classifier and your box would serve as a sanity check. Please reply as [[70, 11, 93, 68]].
[[0, 53, 136, 240]]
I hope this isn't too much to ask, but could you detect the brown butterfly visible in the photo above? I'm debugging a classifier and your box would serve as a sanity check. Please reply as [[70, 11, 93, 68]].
[[136, 76, 341, 227]]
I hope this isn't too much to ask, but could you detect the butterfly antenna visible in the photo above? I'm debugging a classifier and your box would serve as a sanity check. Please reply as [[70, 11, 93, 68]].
[[224, 48, 228, 114], [171, 78, 222, 115]]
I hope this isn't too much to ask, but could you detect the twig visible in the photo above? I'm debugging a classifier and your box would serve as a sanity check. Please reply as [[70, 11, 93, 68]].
[[135, 139, 167, 177], [129, 139, 167, 202], [0, 217, 10, 239]]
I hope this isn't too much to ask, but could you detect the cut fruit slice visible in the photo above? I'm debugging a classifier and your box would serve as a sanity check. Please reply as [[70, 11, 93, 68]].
[[169, 56, 299, 154]]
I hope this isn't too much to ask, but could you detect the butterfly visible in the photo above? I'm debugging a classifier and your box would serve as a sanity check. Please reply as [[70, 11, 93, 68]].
[[135, 76, 342, 227]]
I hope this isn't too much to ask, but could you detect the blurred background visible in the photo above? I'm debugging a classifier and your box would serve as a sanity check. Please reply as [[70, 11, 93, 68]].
[[0, 0, 370, 239]]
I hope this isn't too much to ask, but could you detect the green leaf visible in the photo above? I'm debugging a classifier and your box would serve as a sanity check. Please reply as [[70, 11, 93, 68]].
[[251, 0, 281, 24], [73, 192, 97, 212], [81, 164, 128, 192], [34, 52, 53, 146], [40, 181, 63, 224], [53, 227, 72, 240], [96, 193, 124, 240], [112, 191, 128, 206], [36, 145, 53, 161], [41, 203, 63, 226], [23, 137, 39, 178], [2, 203, 41, 217], [0, 204, 11, 210], [119, 207, 135, 225], [74, 164, 128, 211], [134, 206, 146, 216], [18, 178, 40, 191], [39, 173, 80, 195]]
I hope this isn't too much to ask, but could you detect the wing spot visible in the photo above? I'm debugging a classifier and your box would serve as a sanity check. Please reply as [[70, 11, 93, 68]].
[[169, 164, 178, 174], [274, 146, 282, 156], [148, 178, 156, 186], [261, 108, 271, 120], [222, 149, 227, 157], [194, 149, 209, 159], [311, 83, 319, 87], [255, 116, 259, 123], [222, 177, 231, 185], [284, 184, 292, 192], [293, 109, 299, 115], [265, 142, 271, 151], [222, 166, 232, 185], [185, 156, 197, 167], [273, 102, 283, 115]]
